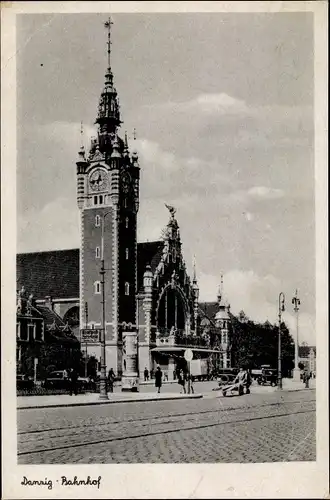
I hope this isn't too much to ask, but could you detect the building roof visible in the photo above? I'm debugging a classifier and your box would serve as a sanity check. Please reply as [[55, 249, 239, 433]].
[[198, 302, 219, 322], [17, 249, 80, 300], [137, 241, 164, 292], [17, 242, 166, 300], [299, 345, 316, 358]]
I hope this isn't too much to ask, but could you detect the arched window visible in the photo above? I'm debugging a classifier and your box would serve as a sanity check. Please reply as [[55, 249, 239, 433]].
[[95, 215, 100, 227], [94, 196, 98, 205], [94, 281, 101, 294], [125, 282, 130, 296], [99, 195, 103, 205], [95, 246, 100, 259]]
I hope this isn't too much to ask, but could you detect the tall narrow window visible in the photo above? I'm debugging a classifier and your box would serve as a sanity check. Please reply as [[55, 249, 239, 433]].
[[125, 216, 129, 228], [28, 324, 35, 340], [95, 246, 100, 259], [99, 195, 103, 205], [125, 282, 130, 296], [95, 215, 100, 227], [124, 198, 127, 208], [125, 248, 129, 260], [94, 195, 98, 205], [94, 281, 101, 294]]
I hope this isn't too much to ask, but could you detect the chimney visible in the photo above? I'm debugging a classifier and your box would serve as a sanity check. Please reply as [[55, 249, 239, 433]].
[[45, 296, 54, 310]]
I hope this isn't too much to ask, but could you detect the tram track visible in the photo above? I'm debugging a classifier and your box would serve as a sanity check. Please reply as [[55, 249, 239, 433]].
[[18, 397, 315, 437], [18, 405, 315, 457]]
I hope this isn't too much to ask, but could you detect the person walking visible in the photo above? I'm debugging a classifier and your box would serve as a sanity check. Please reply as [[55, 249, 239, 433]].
[[178, 369, 186, 394], [69, 367, 78, 396], [107, 368, 115, 393], [155, 365, 162, 393], [144, 367, 149, 382]]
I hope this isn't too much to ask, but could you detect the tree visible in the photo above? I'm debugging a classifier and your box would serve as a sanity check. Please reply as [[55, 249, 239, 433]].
[[231, 315, 294, 375]]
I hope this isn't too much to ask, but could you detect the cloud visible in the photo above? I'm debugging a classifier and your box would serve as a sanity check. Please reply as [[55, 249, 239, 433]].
[[248, 186, 285, 200], [18, 197, 79, 252], [197, 269, 315, 345]]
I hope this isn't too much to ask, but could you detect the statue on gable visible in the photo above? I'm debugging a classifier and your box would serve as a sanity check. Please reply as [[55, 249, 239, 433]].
[[17, 286, 26, 314], [26, 293, 34, 315], [165, 203, 176, 219]]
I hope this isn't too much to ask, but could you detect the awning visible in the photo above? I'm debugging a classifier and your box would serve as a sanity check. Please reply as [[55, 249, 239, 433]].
[[150, 346, 221, 354]]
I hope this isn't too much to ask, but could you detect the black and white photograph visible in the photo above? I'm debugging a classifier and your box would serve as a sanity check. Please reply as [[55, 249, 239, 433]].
[[1, 1, 328, 499]]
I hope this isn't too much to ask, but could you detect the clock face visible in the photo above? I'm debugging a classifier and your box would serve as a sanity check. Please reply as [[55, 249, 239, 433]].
[[89, 168, 107, 191]]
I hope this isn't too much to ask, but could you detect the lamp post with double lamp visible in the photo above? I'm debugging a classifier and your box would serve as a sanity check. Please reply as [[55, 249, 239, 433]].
[[99, 210, 112, 400], [292, 289, 301, 381], [277, 292, 285, 390]]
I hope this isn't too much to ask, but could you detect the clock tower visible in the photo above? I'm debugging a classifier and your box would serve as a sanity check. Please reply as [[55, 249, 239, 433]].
[[76, 18, 140, 389]]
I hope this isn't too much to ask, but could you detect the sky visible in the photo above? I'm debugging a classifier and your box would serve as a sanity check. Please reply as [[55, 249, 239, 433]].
[[16, 12, 316, 344]]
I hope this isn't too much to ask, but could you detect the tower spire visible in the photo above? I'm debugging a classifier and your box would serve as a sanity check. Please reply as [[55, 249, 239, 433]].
[[217, 273, 223, 304], [193, 255, 197, 282], [96, 17, 121, 150]]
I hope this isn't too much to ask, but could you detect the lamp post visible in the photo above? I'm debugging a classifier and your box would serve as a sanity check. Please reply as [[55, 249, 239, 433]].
[[278, 292, 285, 390], [99, 210, 112, 400], [292, 290, 301, 381]]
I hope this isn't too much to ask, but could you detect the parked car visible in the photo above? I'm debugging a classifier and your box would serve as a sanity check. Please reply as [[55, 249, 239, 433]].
[[43, 370, 89, 392], [17, 374, 34, 390], [216, 368, 239, 386], [257, 368, 278, 386]]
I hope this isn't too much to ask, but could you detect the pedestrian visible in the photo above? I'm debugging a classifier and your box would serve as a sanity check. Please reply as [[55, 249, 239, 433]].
[[155, 365, 162, 393], [178, 369, 186, 394], [303, 370, 310, 388], [69, 367, 78, 396], [144, 367, 149, 382], [150, 368, 154, 380], [187, 373, 194, 394], [107, 368, 115, 393]]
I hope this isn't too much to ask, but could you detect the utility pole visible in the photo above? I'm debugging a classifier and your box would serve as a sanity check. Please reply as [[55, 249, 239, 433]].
[[99, 212, 112, 400], [292, 290, 301, 381], [278, 292, 285, 390]]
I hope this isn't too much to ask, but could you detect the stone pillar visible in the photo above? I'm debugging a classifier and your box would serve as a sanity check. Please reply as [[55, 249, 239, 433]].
[[122, 331, 139, 392], [168, 356, 175, 380]]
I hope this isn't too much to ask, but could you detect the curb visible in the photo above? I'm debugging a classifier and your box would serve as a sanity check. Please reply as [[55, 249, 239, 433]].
[[17, 393, 203, 410]]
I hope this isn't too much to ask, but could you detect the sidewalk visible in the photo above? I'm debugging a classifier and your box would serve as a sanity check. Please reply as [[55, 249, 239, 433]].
[[17, 391, 202, 410]]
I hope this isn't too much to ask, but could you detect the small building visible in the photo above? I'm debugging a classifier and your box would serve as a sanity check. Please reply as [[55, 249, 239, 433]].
[[16, 287, 80, 380]]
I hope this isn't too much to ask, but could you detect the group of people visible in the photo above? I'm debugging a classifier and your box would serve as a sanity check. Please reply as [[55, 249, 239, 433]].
[[153, 366, 194, 394]]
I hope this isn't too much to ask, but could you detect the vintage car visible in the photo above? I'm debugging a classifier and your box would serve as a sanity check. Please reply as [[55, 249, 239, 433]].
[[257, 368, 278, 386], [43, 370, 90, 391], [215, 368, 239, 386]]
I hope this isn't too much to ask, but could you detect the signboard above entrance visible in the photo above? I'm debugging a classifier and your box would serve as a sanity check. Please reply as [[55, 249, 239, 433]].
[[80, 329, 101, 343]]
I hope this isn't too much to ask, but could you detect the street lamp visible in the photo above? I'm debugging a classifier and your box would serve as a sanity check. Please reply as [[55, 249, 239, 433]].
[[99, 210, 112, 400], [292, 290, 301, 381], [278, 292, 285, 390]]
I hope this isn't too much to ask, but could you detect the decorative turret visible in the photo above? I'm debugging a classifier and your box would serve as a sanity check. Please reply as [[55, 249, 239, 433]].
[[76, 123, 89, 208]]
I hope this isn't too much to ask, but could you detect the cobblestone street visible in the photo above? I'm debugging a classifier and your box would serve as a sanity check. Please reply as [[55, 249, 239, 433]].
[[18, 388, 315, 464]]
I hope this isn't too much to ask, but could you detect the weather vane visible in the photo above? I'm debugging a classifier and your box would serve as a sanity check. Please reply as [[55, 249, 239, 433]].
[[104, 17, 113, 68]]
